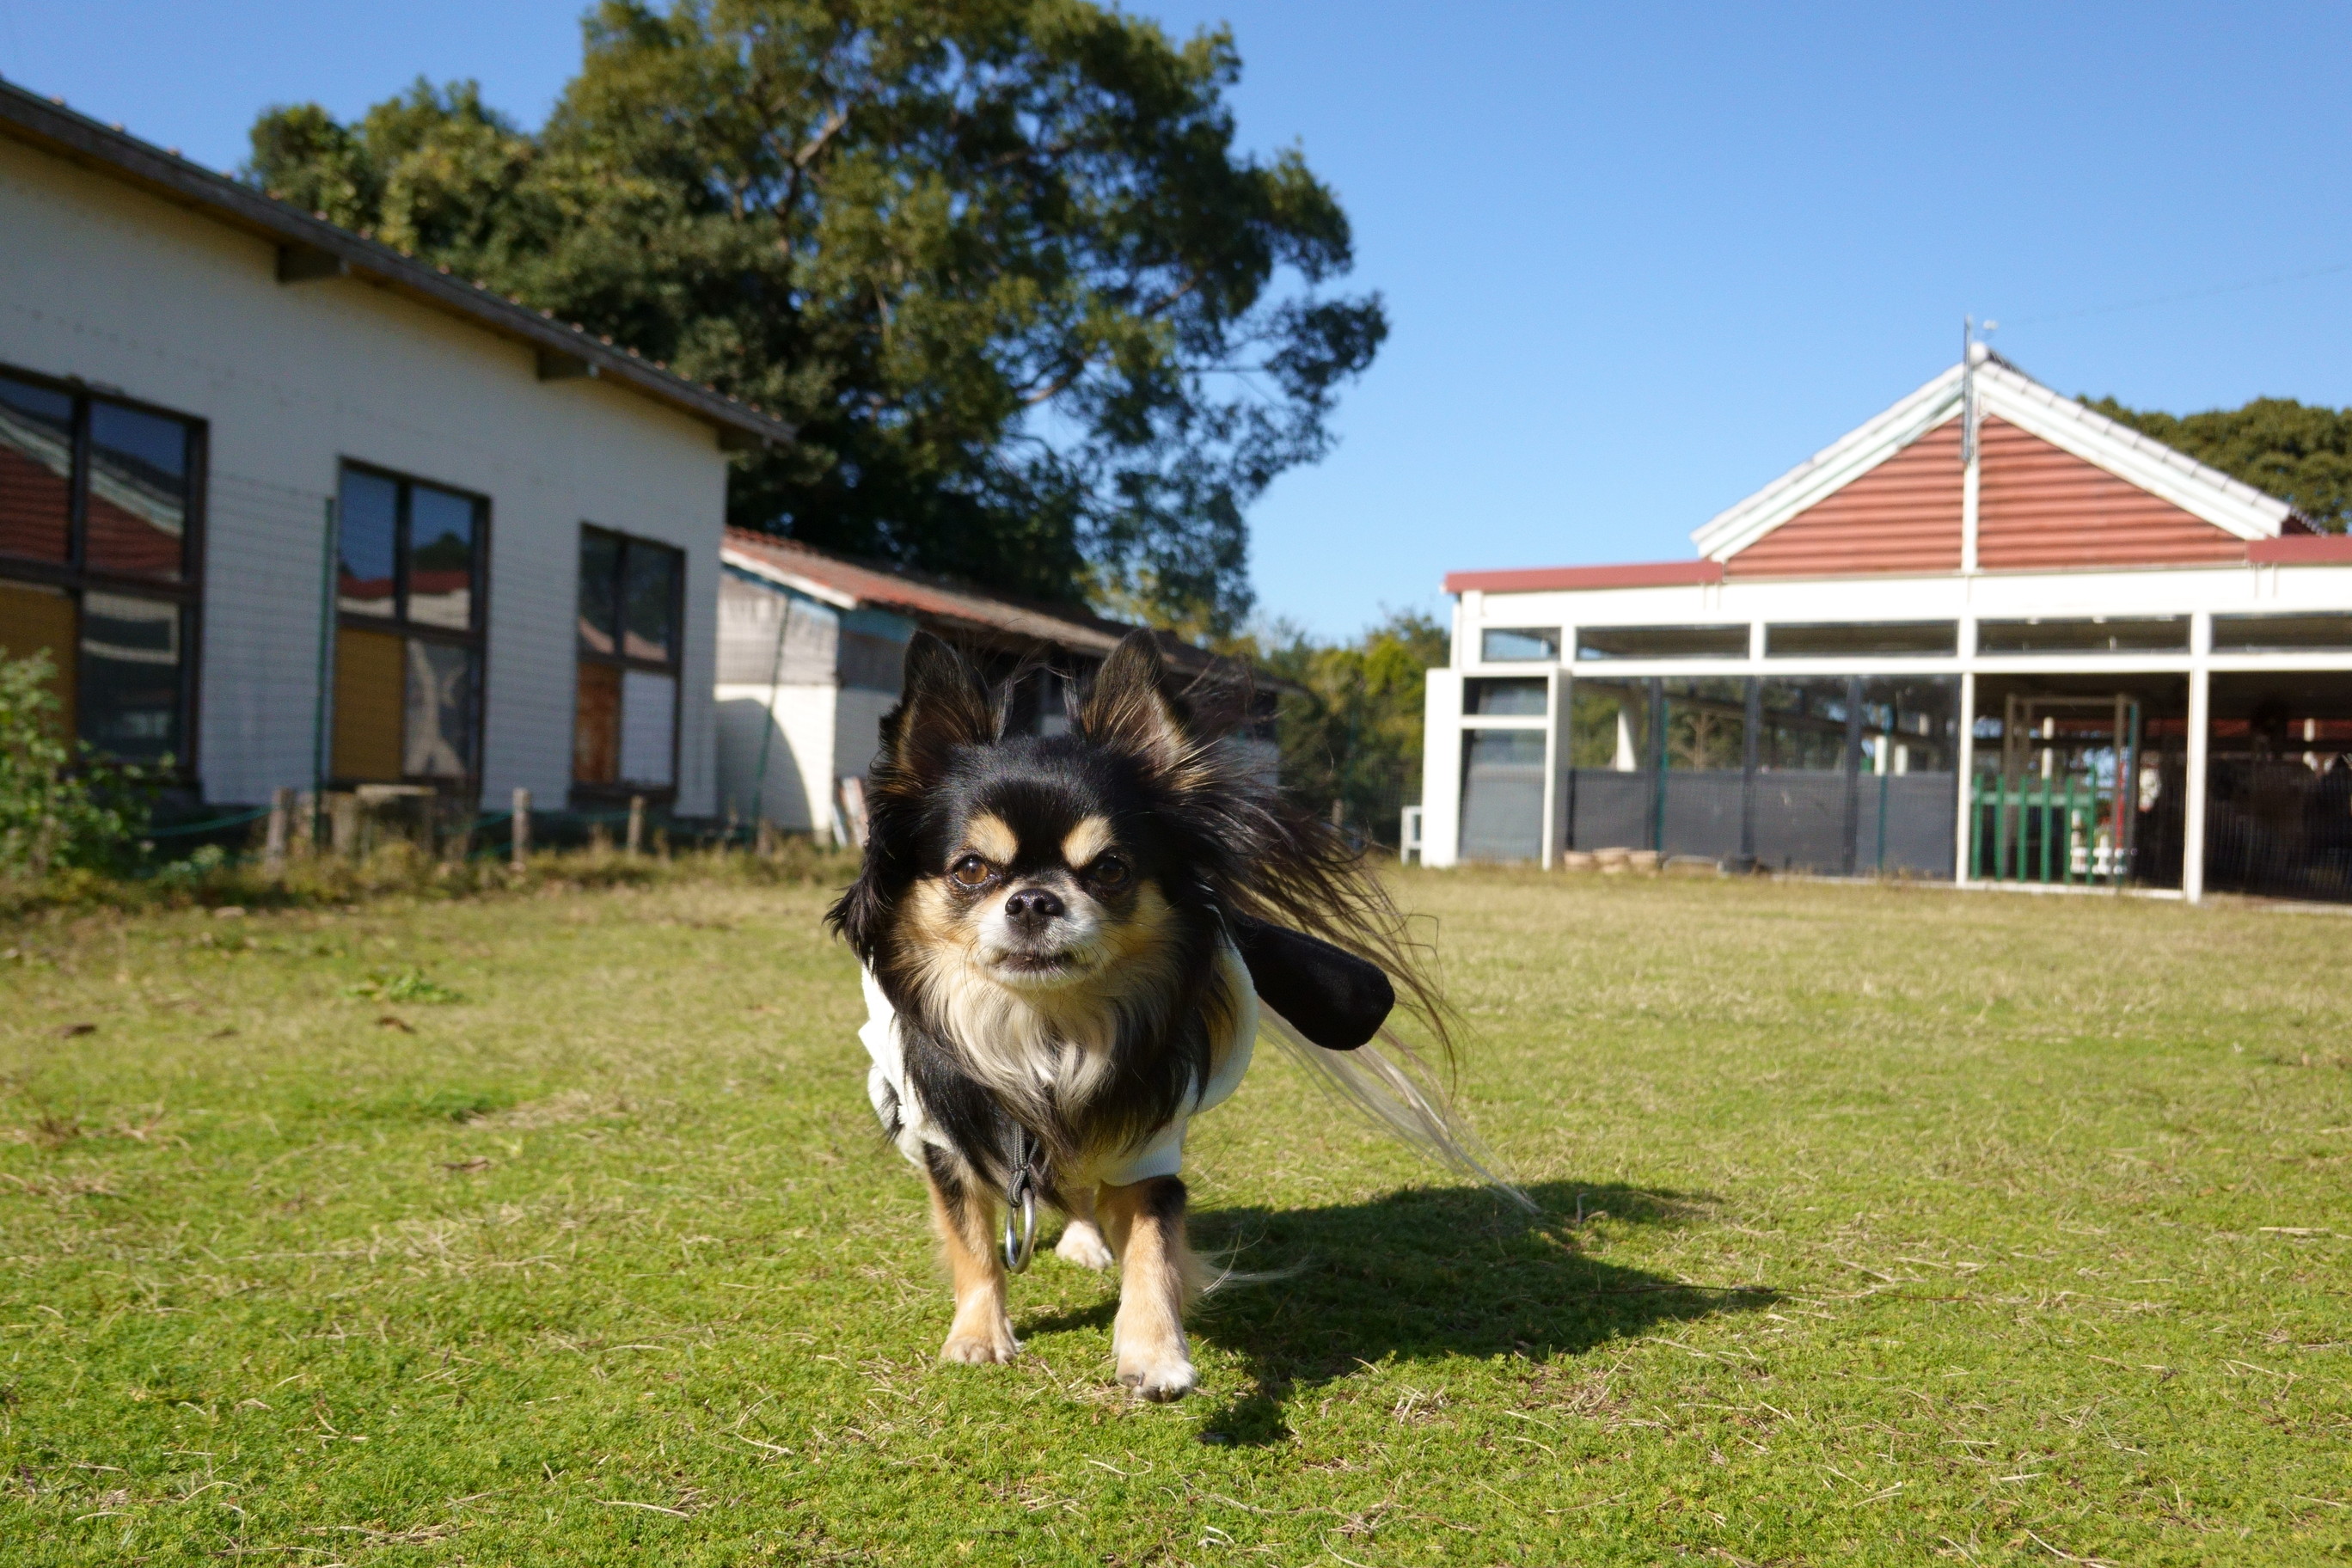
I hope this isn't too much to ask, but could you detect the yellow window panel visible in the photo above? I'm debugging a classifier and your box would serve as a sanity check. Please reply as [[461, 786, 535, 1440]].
[[0, 579, 77, 738], [333, 626, 404, 781]]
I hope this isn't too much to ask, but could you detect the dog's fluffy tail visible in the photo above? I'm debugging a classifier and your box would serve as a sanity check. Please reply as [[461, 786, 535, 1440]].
[[1258, 1006, 1535, 1212]]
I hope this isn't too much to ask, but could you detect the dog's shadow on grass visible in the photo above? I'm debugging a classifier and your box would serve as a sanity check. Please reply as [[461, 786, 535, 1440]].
[[1023, 1180, 1772, 1446]]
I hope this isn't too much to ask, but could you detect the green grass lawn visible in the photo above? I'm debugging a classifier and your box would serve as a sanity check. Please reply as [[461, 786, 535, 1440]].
[[2, 867, 2347, 1565]]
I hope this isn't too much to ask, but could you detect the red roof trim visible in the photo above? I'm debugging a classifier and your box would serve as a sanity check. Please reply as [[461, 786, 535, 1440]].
[[1445, 560, 1726, 595], [2248, 535, 2352, 565]]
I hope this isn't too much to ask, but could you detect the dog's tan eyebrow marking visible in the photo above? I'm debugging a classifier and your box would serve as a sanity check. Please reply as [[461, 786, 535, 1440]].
[[1062, 815, 1114, 867], [961, 812, 1018, 865]]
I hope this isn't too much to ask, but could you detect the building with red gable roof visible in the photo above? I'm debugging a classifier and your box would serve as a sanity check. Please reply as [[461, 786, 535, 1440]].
[[1419, 346, 2352, 903]]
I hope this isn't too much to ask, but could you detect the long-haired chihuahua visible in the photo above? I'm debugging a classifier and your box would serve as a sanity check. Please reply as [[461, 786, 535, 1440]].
[[830, 629, 1510, 1400]]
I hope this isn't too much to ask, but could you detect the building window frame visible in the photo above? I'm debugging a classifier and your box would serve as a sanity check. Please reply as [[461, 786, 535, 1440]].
[[0, 361, 207, 781], [572, 524, 684, 805], [328, 460, 490, 791]]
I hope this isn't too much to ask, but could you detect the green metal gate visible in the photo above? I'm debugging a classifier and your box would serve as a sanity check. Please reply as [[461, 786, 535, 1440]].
[[1969, 695, 2142, 887]]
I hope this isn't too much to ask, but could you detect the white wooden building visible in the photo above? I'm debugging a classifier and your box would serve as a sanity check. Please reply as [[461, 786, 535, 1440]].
[[714, 530, 1268, 840], [0, 79, 791, 816], [1422, 347, 2352, 903]]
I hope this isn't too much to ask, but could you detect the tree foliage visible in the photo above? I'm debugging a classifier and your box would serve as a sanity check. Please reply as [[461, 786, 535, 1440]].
[[244, 1, 1384, 630], [1250, 609, 1448, 845], [2084, 395, 2352, 533]]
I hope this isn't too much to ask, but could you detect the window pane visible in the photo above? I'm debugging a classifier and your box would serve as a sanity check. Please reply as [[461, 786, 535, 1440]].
[[623, 542, 680, 664], [1576, 624, 1749, 659], [1466, 677, 1547, 715], [620, 669, 676, 786], [78, 591, 181, 764], [579, 530, 620, 655], [406, 485, 476, 630], [1765, 621, 1957, 658], [1975, 616, 2189, 654], [1567, 679, 1651, 770], [85, 403, 191, 580], [573, 660, 621, 783], [1859, 676, 1958, 775], [1460, 729, 1545, 861], [339, 469, 399, 618], [1662, 677, 1747, 770], [0, 376, 73, 563], [332, 626, 404, 781], [1758, 678, 1852, 771], [1481, 627, 1558, 662], [2211, 613, 2352, 652], [403, 640, 476, 778]]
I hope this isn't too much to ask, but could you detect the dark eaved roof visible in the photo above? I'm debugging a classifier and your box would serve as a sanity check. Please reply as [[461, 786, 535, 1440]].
[[0, 76, 793, 449], [720, 529, 1238, 680]]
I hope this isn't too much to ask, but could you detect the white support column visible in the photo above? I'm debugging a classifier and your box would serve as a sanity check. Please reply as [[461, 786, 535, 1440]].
[[1953, 670, 1976, 884], [2184, 620, 2211, 903], [1420, 669, 1465, 868], [1540, 669, 1564, 870]]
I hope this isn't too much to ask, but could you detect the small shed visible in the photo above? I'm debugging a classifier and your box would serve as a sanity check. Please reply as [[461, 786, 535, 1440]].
[[715, 530, 1267, 839]]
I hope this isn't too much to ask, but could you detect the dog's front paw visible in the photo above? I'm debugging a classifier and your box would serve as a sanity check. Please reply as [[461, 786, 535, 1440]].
[[940, 1317, 1019, 1364], [1054, 1220, 1116, 1271], [1116, 1351, 1196, 1401]]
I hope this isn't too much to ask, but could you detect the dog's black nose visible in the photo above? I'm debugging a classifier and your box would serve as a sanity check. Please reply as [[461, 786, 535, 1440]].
[[1003, 886, 1066, 930]]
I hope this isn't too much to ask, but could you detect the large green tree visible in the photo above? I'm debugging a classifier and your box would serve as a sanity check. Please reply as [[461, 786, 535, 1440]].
[[246, 1, 1384, 630], [2084, 395, 2352, 533], [1250, 609, 1448, 846]]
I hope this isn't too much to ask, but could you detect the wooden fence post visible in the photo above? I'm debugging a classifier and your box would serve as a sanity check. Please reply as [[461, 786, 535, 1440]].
[[627, 794, 646, 855], [511, 787, 531, 873], [264, 787, 293, 879], [331, 793, 361, 860]]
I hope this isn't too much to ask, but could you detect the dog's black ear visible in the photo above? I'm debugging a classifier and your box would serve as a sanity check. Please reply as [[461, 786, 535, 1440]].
[[878, 632, 996, 787], [1077, 630, 1194, 777], [833, 634, 992, 961]]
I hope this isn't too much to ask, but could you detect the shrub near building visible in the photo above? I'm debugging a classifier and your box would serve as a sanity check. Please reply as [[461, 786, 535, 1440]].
[[0, 648, 156, 879]]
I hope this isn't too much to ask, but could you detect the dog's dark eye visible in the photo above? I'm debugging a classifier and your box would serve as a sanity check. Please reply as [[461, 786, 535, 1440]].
[[948, 854, 995, 890], [1087, 854, 1132, 891]]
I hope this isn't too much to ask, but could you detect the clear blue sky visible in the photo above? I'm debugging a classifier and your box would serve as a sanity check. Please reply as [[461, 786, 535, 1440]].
[[7, 3, 2351, 637]]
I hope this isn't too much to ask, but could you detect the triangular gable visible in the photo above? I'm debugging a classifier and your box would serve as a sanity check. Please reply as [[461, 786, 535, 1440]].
[[1976, 416, 2247, 568], [1693, 354, 2300, 575], [1724, 419, 1962, 578]]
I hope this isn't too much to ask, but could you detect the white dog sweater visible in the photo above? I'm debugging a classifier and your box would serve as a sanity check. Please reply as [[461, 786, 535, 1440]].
[[858, 940, 1259, 1187]]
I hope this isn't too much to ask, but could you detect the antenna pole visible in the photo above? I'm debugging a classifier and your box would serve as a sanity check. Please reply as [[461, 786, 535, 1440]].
[[1960, 315, 1981, 573]]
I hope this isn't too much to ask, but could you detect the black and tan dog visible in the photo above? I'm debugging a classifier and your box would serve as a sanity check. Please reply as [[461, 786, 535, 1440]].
[[830, 629, 1500, 1400]]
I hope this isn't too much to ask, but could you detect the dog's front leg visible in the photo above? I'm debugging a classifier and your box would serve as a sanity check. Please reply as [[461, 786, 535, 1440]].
[[1097, 1176, 1198, 1400], [926, 1161, 1017, 1364]]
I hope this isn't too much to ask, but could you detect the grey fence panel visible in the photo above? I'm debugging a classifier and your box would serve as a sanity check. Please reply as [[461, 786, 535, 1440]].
[[1566, 769, 1654, 852], [1752, 770, 1850, 873], [2207, 760, 2352, 903], [1461, 731, 1545, 861], [1858, 772, 1957, 878], [1662, 771, 1744, 861]]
